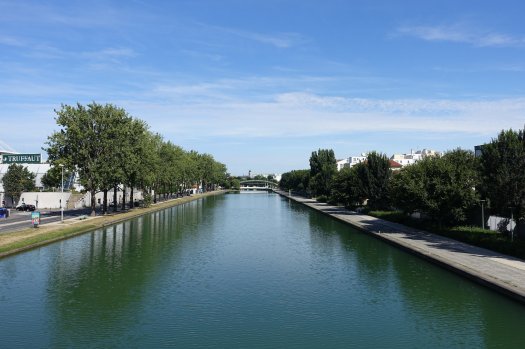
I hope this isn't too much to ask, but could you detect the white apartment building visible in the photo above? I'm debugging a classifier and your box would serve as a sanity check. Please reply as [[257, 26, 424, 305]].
[[337, 154, 367, 171], [390, 149, 441, 167]]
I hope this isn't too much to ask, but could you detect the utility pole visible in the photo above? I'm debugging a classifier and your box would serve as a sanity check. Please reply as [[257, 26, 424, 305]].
[[480, 200, 486, 230]]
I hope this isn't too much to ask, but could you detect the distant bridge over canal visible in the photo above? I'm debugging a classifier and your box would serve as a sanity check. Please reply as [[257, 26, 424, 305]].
[[239, 179, 278, 191]]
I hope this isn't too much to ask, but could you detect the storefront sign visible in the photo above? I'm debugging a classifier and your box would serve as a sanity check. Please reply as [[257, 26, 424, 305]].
[[31, 211, 41, 228], [2, 154, 41, 164]]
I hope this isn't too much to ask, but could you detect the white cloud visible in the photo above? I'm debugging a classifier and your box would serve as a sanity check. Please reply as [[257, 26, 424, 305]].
[[397, 24, 525, 48], [194, 22, 306, 49], [120, 91, 525, 141], [233, 31, 304, 48], [0, 34, 25, 47]]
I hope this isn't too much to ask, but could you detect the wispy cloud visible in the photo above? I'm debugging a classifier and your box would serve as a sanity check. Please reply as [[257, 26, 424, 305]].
[[397, 24, 525, 48], [194, 21, 306, 48], [118, 89, 525, 141], [230, 30, 304, 48], [0, 34, 25, 47]]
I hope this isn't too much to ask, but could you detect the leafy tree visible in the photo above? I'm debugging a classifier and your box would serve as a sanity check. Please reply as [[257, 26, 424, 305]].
[[121, 119, 155, 209], [45, 102, 229, 215], [229, 177, 241, 190], [479, 129, 525, 229], [309, 149, 337, 197], [267, 174, 277, 183], [279, 169, 310, 194], [1, 164, 35, 205], [356, 151, 391, 210], [330, 166, 363, 208], [92, 104, 132, 213], [41, 165, 72, 191], [391, 149, 479, 227], [46, 103, 133, 216]]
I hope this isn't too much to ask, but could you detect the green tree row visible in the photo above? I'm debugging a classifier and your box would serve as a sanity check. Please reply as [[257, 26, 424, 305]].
[[280, 128, 525, 237], [45, 102, 228, 216]]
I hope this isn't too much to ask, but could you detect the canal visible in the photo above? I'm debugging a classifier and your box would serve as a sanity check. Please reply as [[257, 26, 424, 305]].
[[1, 192, 525, 348]]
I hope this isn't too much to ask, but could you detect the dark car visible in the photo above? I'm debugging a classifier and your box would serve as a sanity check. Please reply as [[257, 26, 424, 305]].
[[16, 203, 36, 211]]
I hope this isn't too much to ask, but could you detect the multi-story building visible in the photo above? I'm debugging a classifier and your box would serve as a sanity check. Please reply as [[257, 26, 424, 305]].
[[336, 154, 368, 171], [390, 149, 441, 167]]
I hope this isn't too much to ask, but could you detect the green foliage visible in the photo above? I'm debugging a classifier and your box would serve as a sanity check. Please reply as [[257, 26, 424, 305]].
[[142, 191, 152, 207], [330, 166, 363, 208], [368, 211, 525, 259], [227, 178, 241, 190], [45, 102, 229, 215], [41, 165, 72, 190], [309, 149, 337, 197], [46, 103, 133, 215], [279, 169, 310, 194], [390, 149, 479, 226], [1, 164, 36, 204], [479, 128, 525, 222], [316, 195, 328, 203], [356, 152, 391, 210]]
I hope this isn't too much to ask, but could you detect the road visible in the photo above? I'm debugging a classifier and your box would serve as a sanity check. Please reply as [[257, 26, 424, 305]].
[[0, 195, 191, 234], [0, 207, 105, 234]]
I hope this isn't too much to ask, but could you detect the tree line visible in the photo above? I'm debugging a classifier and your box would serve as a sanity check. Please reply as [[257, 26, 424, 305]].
[[41, 102, 229, 216], [280, 128, 525, 236]]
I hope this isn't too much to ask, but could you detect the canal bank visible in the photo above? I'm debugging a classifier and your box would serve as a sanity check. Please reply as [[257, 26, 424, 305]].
[[0, 190, 227, 259], [275, 190, 525, 304]]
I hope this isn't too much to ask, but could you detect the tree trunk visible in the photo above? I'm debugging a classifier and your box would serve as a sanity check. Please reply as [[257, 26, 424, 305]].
[[113, 185, 118, 212], [122, 186, 126, 210], [103, 189, 108, 214], [130, 186, 134, 209], [90, 189, 96, 216]]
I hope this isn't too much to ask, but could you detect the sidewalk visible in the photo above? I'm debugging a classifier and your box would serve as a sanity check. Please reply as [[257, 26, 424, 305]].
[[276, 190, 525, 303]]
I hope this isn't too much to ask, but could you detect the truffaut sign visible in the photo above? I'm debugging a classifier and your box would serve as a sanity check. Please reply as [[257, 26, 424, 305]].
[[2, 154, 41, 164]]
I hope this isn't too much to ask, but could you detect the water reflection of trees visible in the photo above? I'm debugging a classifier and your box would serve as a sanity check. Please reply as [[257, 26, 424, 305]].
[[46, 197, 218, 347], [307, 208, 525, 346]]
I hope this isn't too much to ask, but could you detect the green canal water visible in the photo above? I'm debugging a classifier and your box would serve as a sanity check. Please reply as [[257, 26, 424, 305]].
[[1, 192, 525, 348]]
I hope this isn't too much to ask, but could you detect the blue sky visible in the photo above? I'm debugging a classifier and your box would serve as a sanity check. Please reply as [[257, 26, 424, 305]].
[[1, 0, 524, 175]]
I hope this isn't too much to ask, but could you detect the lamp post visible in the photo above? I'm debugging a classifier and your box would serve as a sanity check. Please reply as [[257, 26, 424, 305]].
[[509, 206, 515, 242], [480, 200, 486, 230], [60, 164, 64, 223]]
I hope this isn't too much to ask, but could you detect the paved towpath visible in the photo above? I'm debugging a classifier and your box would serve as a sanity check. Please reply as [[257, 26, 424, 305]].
[[276, 190, 525, 303]]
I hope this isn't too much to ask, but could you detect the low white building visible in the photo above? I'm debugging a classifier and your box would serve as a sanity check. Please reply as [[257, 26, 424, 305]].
[[337, 154, 367, 171], [336, 158, 349, 171], [390, 149, 441, 167]]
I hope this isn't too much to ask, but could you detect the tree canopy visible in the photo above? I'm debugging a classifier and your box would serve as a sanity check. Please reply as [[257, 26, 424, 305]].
[[356, 152, 391, 210], [390, 149, 479, 226], [45, 102, 228, 216], [1, 164, 35, 205], [309, 149, 337, 197], [479, 128, 525, 222]]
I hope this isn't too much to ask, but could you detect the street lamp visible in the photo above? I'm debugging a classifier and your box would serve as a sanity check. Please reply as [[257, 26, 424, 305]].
[[509, 206, 515, 242], [60, 164, 64, 223], [480, 199, 486, 230]]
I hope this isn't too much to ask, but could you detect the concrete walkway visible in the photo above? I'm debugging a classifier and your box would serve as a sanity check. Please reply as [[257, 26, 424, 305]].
[[276, 190, 525, 303]]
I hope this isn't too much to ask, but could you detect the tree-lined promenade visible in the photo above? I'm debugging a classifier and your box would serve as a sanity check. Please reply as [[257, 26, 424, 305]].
[[280, 128, 525, 259], [44, 102, 230, 216]]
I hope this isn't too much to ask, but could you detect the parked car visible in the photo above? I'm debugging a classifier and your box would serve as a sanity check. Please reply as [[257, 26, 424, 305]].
[[0, 207, 9, 218], [16, 203, 36, 211]]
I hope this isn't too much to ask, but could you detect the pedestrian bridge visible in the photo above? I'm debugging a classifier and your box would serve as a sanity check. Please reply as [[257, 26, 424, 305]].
[[239, 180, 278, 191]]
